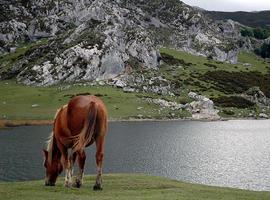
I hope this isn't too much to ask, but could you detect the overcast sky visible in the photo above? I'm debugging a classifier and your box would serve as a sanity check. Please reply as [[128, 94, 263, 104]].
[[182, 0, 270, 11]]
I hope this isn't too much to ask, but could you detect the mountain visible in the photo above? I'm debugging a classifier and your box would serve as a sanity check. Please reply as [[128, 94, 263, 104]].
[[205, 10, 270, 29], [0, 0, 249, 86]]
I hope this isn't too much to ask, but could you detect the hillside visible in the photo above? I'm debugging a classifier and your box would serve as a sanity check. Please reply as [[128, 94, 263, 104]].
[[0, 174, 270, 200], [205, 10, 270, 29], [1, 48, 270, 121], [0, 0, 270, 120], [0, 0, 250, 86]]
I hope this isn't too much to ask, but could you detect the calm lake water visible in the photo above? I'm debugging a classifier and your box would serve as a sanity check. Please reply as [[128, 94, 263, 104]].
[[0, 120, 270, 191]]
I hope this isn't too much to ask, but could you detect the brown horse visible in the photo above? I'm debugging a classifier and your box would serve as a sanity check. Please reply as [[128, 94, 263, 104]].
[[43, 95, 108, 190]]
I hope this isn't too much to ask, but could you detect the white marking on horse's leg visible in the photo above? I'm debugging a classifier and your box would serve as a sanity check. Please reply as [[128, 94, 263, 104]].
[[65, 169, 69, 186], [64, 163, 73, 187], [64, 169, 72, 187], [95, 166, 103, 186], [76, 169, 84, 186], [93, 138, 104, 190]]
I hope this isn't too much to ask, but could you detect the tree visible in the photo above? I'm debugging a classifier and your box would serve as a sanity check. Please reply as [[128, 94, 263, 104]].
[[253, 28, 269, 40], [255, 43, 270, 59], [241, 28, 254, 37]]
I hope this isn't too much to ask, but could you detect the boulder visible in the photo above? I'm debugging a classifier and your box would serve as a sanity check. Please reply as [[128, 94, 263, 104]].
[[187, 92, 220, 120], [241, 87, 270, 107], [259, 113, 269, 119]]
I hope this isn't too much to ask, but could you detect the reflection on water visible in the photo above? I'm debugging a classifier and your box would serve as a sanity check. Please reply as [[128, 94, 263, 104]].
[[0, 120, 270, 191]]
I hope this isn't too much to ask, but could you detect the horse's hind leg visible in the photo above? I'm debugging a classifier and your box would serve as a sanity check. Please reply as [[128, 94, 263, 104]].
[[73, 150, 86, 188], [93, 136, 105, 190]]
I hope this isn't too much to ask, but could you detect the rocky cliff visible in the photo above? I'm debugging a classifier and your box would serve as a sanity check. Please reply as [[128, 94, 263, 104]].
[[0, 0, 251, 86]]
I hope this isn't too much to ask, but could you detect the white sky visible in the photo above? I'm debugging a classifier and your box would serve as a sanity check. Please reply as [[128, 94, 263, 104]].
[[182, 0, 270, 11]]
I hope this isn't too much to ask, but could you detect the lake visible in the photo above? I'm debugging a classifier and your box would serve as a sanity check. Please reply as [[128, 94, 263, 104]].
[[0, 120, 269, 191]]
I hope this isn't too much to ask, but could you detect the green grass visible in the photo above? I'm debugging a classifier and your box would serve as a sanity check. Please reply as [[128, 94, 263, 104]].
[[0, 39, 49, 72], [160, 48, 270, 74], [0, 80, 190, 120], [0, 174, 269, 200]]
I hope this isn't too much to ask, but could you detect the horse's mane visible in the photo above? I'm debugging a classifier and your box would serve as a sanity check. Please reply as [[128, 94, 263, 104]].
[[45, 105, 67, 163], [45, 132, 54, 164]]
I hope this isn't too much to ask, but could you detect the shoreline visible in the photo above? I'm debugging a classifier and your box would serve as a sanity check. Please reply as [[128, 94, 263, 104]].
[[0, 120, 53, 129], [0, 117, 269, 129]]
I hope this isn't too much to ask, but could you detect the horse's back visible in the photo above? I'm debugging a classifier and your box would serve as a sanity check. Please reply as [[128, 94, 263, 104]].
[[67, 95, 107, 136]]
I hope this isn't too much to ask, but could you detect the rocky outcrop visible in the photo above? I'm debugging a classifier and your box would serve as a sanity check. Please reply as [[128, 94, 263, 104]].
[[187, 92, 220, 120], [145, 98, 184, 111], [259, 113, 269, 119], [0, 0, 249, 85], [241, 87, 270, 107]]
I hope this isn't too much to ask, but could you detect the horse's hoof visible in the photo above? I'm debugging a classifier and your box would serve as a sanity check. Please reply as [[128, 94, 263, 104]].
[[72, 181, 82, 188], [45, 182, 55, 186], [93, 184, 103, 191]]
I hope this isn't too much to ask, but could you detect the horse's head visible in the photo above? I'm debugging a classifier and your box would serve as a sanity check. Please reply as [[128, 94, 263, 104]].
[[43, 149, 63, 186]]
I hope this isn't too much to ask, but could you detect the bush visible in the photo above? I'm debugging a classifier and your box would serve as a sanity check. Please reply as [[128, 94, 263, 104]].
[[241, 27, 269, 40], [160, 52, 192, 66], [241, 28, 254, 37], [213, 96, 255, 108], [255, 43, 270, 59], [253, 28, 269, 40], [200, 70, 270, 97], [222, 109, 235, 115], [204, 63, 217, 69]]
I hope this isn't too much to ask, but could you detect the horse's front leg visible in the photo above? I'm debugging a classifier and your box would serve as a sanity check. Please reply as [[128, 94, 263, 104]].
[[73, 150, 86, 188], [61, 149, 73, 187], [93, 136, 105, 191]]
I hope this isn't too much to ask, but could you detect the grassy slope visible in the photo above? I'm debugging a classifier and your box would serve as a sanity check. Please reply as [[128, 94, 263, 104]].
[[159, 48, 270, 118], [0, 174, 269, 200], [0, 80, 190, 121]]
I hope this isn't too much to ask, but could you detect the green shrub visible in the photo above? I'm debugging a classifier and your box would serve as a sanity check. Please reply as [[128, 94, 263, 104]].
[[213, 96, 255, 108], [241, 27, 269, 40], [201, 70, 270, 97], [222, 109, 235, 115], [160, 52, 192, 66], [255, 43, 270, 59], [241, 28, 254, 37]]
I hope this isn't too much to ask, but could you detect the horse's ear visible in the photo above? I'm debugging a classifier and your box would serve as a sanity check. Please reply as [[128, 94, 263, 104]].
[[43, 149, 48, 167]]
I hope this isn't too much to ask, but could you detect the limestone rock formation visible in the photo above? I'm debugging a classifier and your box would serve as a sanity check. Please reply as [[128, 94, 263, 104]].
[[187, 92, 220, 120], [0, 0, 252, 86]]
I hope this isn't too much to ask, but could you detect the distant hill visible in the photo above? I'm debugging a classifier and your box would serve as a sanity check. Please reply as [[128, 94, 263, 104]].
[[205, 10, 270, 29]]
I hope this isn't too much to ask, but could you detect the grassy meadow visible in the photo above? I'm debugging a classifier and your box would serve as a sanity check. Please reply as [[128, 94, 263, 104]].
[[0, 79, 190, 122], [0, 174, 269, 200]]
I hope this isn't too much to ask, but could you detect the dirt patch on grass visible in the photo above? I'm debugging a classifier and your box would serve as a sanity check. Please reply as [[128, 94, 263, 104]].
[[0, 120, 53, 129]]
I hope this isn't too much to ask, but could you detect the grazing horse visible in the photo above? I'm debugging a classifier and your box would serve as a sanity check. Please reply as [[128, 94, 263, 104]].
[[43, 95, 108, 190]]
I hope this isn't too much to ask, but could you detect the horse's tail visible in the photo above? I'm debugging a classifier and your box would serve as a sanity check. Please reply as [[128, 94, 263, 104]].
[[73, 101, 98, 152]]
